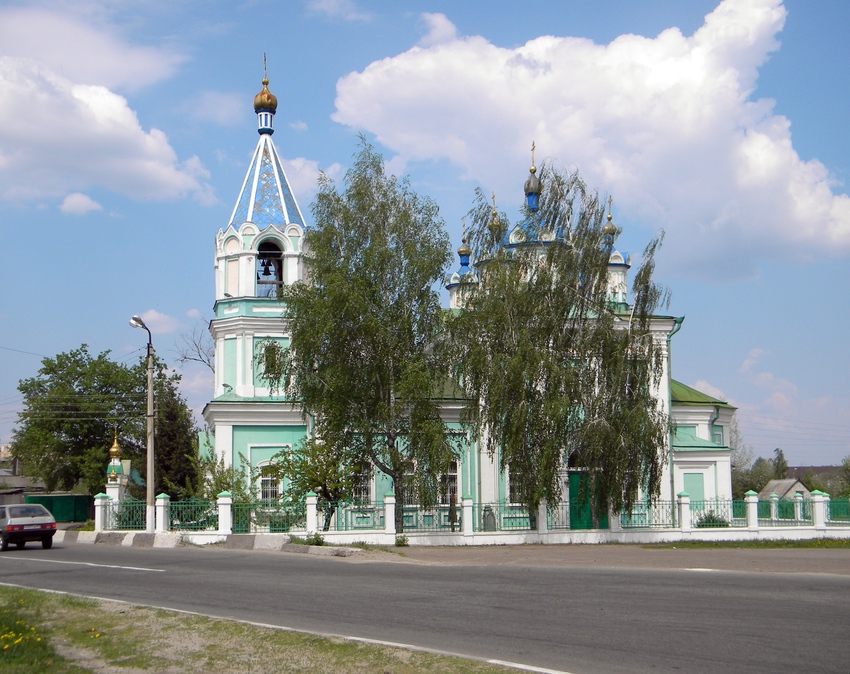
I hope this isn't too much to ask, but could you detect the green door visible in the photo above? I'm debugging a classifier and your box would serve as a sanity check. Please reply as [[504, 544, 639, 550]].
[[569, 473, 609, 530]]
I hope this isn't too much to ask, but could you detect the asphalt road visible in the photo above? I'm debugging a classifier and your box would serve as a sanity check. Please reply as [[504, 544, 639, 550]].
[[1, 543, 848, 674]]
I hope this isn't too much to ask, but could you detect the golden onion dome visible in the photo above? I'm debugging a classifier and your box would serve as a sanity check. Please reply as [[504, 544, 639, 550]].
[[602, 212, 617, 236], [458, 236, 471, 257], [109, 434, 121, 460], [253, 78, 278, 112]]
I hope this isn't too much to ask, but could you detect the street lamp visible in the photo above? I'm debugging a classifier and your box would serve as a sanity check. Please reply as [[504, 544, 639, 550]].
[[130, 314, 155, 533]]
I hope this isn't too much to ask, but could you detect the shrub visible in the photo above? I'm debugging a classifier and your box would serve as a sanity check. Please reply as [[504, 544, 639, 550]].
[[395, 535, 409, 547], [695, 510, 730, 528]]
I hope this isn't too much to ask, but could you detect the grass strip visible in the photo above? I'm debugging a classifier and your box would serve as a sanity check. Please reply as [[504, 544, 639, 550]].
[[0, 585, 516, 673]]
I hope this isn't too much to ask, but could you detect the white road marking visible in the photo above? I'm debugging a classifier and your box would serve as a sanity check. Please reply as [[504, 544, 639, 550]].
[[684, 567, 718, 572], [0, 557, 164, 572]]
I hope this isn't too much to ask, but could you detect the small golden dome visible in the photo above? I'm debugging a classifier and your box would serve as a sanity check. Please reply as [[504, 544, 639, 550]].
[[602, 212, 617, 236], [253, 78, 278, 112], [458, 237, 471, 257], [109, 435, 121, 460]]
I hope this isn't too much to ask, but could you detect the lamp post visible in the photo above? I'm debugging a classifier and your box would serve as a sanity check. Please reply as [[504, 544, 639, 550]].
[[130, 314, 155, 533]]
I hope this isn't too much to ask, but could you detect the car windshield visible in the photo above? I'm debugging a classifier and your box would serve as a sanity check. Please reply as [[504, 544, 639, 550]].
[[7, 505, 50, 518]]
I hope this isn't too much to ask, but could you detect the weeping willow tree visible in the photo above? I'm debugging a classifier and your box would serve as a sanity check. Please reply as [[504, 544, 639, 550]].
[[257, 140, 461, 533], [449, 161, 670, 521]]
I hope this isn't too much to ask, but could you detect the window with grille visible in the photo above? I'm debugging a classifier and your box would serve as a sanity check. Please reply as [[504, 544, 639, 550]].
[[440, 460, 458, 504], [508, 470, 523, 504], [351, 465, 372, 504], [258, 463, 282, 501]]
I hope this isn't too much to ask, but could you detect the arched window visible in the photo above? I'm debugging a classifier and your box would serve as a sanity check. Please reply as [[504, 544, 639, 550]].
[[257, 240, 284, 297]]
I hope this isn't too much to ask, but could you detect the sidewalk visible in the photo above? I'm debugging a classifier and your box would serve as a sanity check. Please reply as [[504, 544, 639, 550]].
[[53, 529, 850, 574]]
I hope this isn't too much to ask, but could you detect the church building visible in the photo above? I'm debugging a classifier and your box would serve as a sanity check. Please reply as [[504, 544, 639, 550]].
[[202, 75, 734, 527]]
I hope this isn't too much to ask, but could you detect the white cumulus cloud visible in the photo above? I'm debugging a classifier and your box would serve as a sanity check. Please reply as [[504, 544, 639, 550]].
[[60, 192, 103, 215], [418, 13, 458, 47], [331, 0, 850, 279], [0, 56, 214, 204], [139, 309, 180, 335], [0, 6, 184, 92], [281, 157, 344, 209]]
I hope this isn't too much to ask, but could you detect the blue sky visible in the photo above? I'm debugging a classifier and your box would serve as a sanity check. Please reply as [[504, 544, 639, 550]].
[[0, 0, 847, 466]]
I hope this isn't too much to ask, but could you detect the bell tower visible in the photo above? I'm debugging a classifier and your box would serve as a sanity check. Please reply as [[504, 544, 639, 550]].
[[203, 68, 309, 470]]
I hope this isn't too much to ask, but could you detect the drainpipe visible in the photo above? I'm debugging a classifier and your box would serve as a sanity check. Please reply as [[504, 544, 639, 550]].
[[710, 405, 720, 505], [667, 316, 684, 525]]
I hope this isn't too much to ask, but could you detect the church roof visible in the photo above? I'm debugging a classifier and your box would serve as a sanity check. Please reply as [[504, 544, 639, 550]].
[[228, 77, 305, 230], [671, 380, 736, 409]]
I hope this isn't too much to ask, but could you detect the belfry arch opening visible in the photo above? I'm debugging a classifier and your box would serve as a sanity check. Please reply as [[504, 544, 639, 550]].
[[257, 239, 284, 297]]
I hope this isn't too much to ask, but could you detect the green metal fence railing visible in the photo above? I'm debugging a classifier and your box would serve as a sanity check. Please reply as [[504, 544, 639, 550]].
[[231, 500, 306, 534], [472, 503, 535, 532], [400, 505, 462, 533], [169, 499, 217, 532], [318, 501, 386, 532], [827, 498, 850, 526], [757, 499, 813, 527], [105, 497, 146, 531], [620, 501, 676, 529]]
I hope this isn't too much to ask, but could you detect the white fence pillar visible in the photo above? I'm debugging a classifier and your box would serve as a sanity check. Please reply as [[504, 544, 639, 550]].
[[678, 493, 691, 533], [608, 505, 623, 533], [155, 493, 170, 533], [305, 492, 318, 535], [745, 491, 759, 531], [462, 496, 473, 538], [93, 493, 109, 533], [811, 491, 826, 530], [537, 499, 548, 535], [794, 492, 803, 520], [384, 493, 396, 536], [769, 493, 779, 521], [217, 491, 233, 536]]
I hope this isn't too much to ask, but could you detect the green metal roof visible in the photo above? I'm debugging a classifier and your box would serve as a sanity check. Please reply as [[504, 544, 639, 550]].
[[671, 428, 731, 452], [671, 380, 735, 409]]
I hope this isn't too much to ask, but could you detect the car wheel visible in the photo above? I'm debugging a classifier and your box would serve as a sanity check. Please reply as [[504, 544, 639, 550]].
[[42, 537, 53, 550], [15, 541, 25, 550], [0, 534, 7, 552]]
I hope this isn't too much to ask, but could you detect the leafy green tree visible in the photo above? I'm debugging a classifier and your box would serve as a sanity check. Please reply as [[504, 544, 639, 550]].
[[449, 162, 669, 519], [748, 456, 775, 493], [257, 141, 461, 532], [156, 378, 199, 498], [12, 345, 198, 497], [172, 445, 251, 502], [730, 414, 755, 499], [266, 436, 367, 530], [772, 447, 789, 480], [12, 346, 145, 493]]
